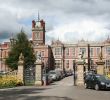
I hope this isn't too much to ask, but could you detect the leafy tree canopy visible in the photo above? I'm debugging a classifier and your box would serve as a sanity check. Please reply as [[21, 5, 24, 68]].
[[5, 31, 36, 70]]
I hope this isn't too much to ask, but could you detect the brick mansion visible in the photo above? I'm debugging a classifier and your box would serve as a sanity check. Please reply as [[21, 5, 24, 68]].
[[0, 18, 110, 75]]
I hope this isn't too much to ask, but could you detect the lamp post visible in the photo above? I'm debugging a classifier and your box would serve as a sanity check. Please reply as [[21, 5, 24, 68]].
[[73, 60, 76, 86], [88, 44, 90, 71], [0, 44, 3, 71]]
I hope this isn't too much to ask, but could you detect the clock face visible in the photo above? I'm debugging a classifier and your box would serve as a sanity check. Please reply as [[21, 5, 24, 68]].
[[35, 21, 41, 27]]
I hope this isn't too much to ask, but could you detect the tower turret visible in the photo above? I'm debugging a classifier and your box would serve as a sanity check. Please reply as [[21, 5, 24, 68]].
[[32, 14, 45, 45]]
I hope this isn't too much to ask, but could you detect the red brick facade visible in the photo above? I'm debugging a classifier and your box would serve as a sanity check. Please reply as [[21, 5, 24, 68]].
[[0, 19, 110, 75]]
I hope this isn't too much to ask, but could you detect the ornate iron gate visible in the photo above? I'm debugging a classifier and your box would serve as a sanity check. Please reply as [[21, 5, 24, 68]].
[[24, 65, 35, 85]]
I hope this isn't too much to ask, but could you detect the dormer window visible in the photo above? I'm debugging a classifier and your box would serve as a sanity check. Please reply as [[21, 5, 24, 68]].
[[55, 47, 61, 55]]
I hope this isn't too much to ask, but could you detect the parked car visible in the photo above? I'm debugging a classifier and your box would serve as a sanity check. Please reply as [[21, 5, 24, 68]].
[[48, 70, 61, 81], [55, 69, 64, 79], [60, 70, 65, 78], [65, 70, 73, 77], [84, 74, 110, 90]]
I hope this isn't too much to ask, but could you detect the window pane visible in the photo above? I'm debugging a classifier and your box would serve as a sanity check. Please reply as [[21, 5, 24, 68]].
[[80, 48, 86, 56], [36, 32, 40, 39], [65, 60, 69, 68], [41, 51, 44, 56], [97, 48, 100, 56], [106, 47, 110, 55], [90, 48, 93, 56], [72, 48, 75, 56], [55, 60, 61, 68], [65, 48, 69, 55], [106, 60, 110, 67], [55, 48, 61, 55]]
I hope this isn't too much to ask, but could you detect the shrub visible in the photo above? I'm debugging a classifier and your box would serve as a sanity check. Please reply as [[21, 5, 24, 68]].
[[0, 75, 23, 89], [106, 74, 110, 79]]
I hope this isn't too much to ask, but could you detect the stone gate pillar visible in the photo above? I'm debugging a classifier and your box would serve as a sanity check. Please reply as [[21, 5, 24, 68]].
[[96, 49, 105, 75], [18, 53, 24, 84], [76, 61, 84, 86], [96, 61, 105, 75], [34, 60, 43, 86]]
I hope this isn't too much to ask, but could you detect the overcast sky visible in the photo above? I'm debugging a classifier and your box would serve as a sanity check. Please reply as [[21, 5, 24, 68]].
[[0, 0, 110, 43]]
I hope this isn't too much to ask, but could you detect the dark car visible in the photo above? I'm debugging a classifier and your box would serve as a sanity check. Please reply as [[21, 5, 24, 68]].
[[84, 74, 110, 90]]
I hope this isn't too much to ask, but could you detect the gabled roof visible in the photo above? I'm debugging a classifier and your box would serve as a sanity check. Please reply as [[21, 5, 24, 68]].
[[51, 39, 63, 45]]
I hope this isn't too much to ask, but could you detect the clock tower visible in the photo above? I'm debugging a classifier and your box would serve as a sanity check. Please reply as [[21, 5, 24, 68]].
[[32, 17, 45, 45]]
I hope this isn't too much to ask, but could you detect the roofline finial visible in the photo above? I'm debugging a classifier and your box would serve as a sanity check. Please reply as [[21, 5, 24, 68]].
[[38, 11, 40, 21]]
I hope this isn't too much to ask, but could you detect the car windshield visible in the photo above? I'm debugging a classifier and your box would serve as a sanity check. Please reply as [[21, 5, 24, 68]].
[[96, 75, 109, 81]]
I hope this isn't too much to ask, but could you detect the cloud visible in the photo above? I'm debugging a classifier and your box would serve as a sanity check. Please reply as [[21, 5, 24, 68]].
[[0, 0, 110, 43], [47, 18, 110, 42]]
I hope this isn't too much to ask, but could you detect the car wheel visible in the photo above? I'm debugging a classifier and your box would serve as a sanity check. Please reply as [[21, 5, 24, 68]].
[[84, 83, 88, 89], [95, 84, 99, 90]]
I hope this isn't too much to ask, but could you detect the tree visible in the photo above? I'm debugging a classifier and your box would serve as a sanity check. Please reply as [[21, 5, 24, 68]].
[[5, 31, 36, 70]]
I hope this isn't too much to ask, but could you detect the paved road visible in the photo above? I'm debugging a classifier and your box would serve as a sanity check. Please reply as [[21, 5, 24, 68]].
[[0, 76, 110, 100]]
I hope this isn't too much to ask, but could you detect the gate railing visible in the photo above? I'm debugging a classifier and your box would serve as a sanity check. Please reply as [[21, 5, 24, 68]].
[[24, 65, 35, 85]]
